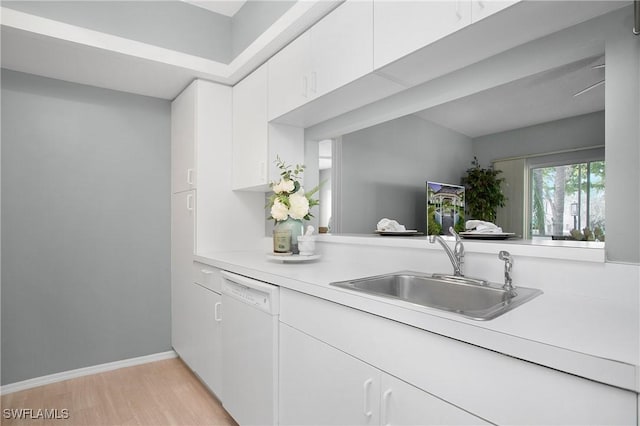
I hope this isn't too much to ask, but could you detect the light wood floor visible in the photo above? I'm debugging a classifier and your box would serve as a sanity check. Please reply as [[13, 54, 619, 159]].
[[1, 358, 238, 426]]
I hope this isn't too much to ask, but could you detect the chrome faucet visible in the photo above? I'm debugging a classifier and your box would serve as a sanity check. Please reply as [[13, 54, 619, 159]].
[[498, 250, 515, 294], [429, 227, 464, 277]]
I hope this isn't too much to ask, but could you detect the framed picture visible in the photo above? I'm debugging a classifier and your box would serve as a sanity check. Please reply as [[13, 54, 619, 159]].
[[427, 181, 465, 235]]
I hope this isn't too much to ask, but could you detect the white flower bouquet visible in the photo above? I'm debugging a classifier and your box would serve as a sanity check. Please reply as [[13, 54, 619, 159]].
[[267, 156, 319, 222]]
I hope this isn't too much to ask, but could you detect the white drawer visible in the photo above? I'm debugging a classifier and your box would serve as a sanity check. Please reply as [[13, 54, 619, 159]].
[[192, 262, 222, 294]]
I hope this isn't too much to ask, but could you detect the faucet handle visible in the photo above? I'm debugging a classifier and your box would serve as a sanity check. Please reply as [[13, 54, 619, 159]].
[[498, 250, 511, 261], [498, 250, 513, 270]]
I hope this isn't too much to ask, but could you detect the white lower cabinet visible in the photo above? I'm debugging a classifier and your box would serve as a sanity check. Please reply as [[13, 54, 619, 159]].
[[379, 374, 488, 425], [280, 288, 637, 425], [171, 190, 196, 366], [190, 281, 222, 397], [280, 323, 380, 425], [279, 323, 487, 425], [175, 261, 223, 398]]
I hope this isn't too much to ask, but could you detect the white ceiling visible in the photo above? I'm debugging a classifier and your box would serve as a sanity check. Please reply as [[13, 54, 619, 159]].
[[182, 0, 246, 17], [413, 55, 606, 138]]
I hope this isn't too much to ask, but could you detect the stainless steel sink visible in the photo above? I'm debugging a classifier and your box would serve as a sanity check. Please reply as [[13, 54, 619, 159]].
[[330, 272, 542, 320]]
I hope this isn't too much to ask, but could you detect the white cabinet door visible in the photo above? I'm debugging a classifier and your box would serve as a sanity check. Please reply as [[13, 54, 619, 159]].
[[191, 282, 222, 397], [232, 63, 269, 190], [170, 190, 196, 364], [309, 0, 373, 98], [279, 323, 381, 426], [268, 33, 310, 121], [233, 64, 304, 191], [171, 82, 196, 194], [380, 375, 489, 425], [471, 0, 519, 23], [374, 0, 471, 69]]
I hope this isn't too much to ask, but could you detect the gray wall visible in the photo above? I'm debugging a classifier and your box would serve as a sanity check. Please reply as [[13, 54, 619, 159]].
[[3, 1, 232, 63], [1, 70, 171, 385], [231, 1, 296, 58], [340, 115, 473, 234], [472, 111, 605, 166]]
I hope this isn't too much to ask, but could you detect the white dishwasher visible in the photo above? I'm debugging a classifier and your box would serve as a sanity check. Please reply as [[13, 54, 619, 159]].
[[220, 271, 279, 426]]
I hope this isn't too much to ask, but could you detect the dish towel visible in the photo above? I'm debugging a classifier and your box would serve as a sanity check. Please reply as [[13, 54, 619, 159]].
[[465, 220, 503, 234], [377, 218, 406, 232]]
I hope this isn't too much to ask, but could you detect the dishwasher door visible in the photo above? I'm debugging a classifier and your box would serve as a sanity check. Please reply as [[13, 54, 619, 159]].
[[221, 271, 279, 426]]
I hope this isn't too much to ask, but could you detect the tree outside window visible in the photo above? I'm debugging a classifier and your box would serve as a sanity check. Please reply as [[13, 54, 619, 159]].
[[530, 160, 605, 239]]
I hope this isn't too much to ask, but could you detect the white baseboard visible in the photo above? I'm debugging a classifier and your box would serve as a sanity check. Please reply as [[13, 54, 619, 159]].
[[0, 350, 177, 395]]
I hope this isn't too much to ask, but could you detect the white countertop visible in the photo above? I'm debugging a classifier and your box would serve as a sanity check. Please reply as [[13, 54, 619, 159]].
[[195, 247, 639, 393]]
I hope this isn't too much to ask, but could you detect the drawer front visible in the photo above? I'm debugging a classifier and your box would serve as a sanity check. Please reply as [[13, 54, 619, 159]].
[[280, 288, 637, 425], [192, 262, 222, 293]]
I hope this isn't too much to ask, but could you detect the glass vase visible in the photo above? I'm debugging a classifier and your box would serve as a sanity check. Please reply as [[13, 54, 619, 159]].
[[273, 217, 304, 255]]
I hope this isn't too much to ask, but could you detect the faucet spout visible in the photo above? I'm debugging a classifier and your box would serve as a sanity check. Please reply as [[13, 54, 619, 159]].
[[429, 227, 464, 277]]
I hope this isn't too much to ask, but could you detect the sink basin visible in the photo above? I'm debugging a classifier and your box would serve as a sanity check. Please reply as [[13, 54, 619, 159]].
[[330, 272, 542, 320]]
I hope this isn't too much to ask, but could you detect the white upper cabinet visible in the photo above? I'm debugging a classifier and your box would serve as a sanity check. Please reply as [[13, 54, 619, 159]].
[[233, 63, 270, 190], [471, 0, 520, 23], [373, 0, 472, 69], [171, 82, 197, 194], [309, 0, 373, 98], [268, 0, 374, 121], [267, 34, 311, 122], [234, 63, 303, 191]]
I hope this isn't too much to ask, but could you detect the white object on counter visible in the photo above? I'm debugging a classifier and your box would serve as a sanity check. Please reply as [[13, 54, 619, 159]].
[[377, 218, 407, 232], [297, 228, 317, 256], [465, 220, 503, 233], [304, 225, 315, 236]]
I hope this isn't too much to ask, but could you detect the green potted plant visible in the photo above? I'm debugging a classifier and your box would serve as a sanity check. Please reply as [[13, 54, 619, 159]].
[[461, 157, 506, 223]]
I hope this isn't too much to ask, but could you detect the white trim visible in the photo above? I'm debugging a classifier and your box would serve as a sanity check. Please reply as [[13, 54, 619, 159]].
[[331, 137, 342, 234], [0, 8, 228, 76], [315, 234, 606, 263], [0, 1, 342, 95], [492, 144, 605, 164], [0, 350, 177, 395]]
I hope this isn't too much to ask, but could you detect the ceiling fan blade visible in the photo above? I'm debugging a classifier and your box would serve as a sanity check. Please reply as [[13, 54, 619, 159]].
[[573, 79, 605, 97]]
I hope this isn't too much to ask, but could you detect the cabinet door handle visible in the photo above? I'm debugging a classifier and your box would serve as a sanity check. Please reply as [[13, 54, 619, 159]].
[[186, 193, 194, 211], [455, 0, 463, 19], [187, 168, 194, 185], [200, 269, 213, 275], [214, 302, 222, 322], [362, 378, 373, 417], [477, 0, 485, 9], [310, 71, 317, 94], [381, 389, 392, 426]]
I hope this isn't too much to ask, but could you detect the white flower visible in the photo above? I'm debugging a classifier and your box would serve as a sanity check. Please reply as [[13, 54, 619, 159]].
[[288, 191, 310, 220], [270, 199, 289, 221], [273, 179, 295, 194]]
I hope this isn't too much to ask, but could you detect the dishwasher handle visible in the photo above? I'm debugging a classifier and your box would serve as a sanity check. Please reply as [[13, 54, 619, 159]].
[[221, 271, 279, 313]]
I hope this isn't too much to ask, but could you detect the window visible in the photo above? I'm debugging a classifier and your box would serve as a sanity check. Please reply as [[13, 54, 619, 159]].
[[530, 160, 605, 238]]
